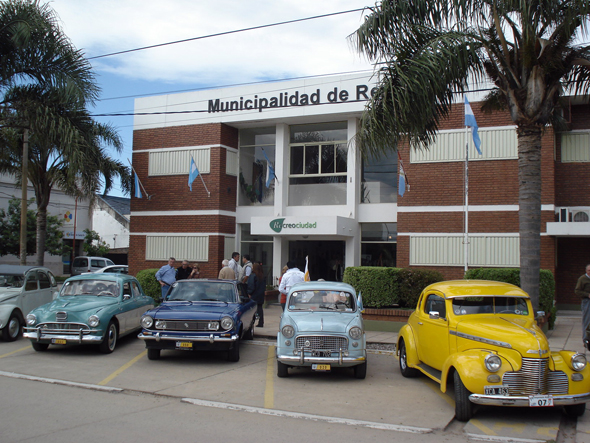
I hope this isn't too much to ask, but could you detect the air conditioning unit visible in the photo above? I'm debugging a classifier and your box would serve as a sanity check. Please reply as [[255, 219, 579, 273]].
[[572, 209, 590, 222]]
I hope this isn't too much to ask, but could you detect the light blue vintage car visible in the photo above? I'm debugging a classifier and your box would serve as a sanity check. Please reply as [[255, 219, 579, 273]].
[[24, 274, 154, 353], [276, 281, 367, 379]]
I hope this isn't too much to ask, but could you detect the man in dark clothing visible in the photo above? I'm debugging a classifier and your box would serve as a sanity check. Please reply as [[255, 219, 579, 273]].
[[176, 260, 193, 280], [575, 264, 590, 343]]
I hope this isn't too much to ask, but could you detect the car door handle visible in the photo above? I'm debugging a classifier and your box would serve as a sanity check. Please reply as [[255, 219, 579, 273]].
[[417, 322, 423, 325]]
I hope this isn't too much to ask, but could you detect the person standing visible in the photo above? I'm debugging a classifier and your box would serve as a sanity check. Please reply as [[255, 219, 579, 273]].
[[278, 261, 305, 311], [218, 259, 235, 279], [155, 257, 176, 299], [228, 252, 240, 280], [239, 254, 253, 283], [277, 265, 288, 309], [189, 263, 201, 279], [176, 260, 192, 280], [575, 264, 590, 341], [248, 263, 266, 327]]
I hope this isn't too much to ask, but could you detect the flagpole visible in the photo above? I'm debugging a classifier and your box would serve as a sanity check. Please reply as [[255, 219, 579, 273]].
[[127, 159, 150, 199], [464, 117, 469, 275], [200, 174, 210, 197]]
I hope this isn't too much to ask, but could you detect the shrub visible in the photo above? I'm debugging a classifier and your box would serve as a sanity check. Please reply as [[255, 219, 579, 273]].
[[396, 268, 446, 308], [136, 268, 161, 304]]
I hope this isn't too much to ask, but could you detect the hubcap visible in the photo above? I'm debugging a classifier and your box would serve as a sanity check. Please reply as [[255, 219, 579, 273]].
[[108, 325, 116, 350], [8, 318, 19, 338]]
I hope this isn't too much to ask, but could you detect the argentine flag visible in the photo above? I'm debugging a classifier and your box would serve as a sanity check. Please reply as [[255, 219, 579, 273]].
[[134, 172, 142, 199], [262, 149, 276, 188], [188, 156, 199, 191], [464, 96, 482, 155]]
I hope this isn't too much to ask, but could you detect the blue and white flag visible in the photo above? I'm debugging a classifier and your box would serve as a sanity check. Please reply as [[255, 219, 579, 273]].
[[397, 151, 409, 197], [188, 156, 199, 191], [134, 172, 142, 199], [262, 149, 276, 188], [464, 96, 482, 155]]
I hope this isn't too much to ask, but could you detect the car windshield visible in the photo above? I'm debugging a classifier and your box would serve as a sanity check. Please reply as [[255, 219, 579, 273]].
[[61, 279, 119, 297], [0, 274, 24, 288], [452, 296, 529, 316], [167, 281, 236, 303], [288, 290, 355, 312]]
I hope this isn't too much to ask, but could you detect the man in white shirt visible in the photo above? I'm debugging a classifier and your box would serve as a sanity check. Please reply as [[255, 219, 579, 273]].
[[228, 252, 240, 280], [278, 261, 305, 310]]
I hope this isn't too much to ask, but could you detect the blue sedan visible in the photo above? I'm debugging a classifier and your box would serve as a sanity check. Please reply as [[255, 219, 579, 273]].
[[138, 279, 257, 362]]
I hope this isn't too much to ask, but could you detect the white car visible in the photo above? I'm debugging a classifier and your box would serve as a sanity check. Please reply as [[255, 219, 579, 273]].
[[0, 265, 59, 341], [82, 265, 128, 275]]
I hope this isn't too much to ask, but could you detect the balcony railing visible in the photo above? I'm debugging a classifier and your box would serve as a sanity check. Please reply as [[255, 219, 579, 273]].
[[546, 207, 590, 237]]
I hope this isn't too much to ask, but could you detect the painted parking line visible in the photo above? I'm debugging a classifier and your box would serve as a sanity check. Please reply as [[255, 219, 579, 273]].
[[264, 346, 275, 409], [98, 350, 147, 386], [0, 370, 122, 392], [0, 345, 30, 359]]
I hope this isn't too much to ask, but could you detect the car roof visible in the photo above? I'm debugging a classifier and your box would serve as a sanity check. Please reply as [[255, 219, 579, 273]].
[[65, 273, 132, 282], [423, 280, 529, 299], [174, 278, 237, 285], [288, 281, 357, 295], [0, 265, 50, 275]]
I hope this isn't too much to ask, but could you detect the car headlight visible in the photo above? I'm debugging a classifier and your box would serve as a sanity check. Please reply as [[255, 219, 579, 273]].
[[349, 326, 362, 340], [282, 325, 295, 338], [141, 316, 154, 329], [572, 353, 587, 371], [88, 315, 100, 328], [484, 354, 502, 372], [220, 316, 234, 330], [26, 314, 36, 326], [155, 320, 167, 329]]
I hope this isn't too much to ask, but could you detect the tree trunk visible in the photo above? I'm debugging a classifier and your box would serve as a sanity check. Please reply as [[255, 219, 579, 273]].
[[36, 206, 47, 266], [517, 125, 543, 311]]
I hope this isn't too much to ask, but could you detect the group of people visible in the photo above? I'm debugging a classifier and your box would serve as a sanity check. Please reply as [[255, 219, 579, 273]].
[[155, 257, 201, 298]]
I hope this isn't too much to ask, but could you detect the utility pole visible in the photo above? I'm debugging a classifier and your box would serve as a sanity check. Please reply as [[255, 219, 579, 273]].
[[19, 128, 29, 265]]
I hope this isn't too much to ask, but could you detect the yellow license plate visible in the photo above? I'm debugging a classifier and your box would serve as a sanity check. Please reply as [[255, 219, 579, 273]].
[[176, 341, 193, 348], [312, 364, 331, 371], [52, 339, 66, 344]]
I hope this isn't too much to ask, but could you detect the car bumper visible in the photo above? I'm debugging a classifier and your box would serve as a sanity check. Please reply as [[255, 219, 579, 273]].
[[138, 331, 239, 344], [469, 392, 590, 407], [24, 328, 102, 344], [276, 349, 366, 367]]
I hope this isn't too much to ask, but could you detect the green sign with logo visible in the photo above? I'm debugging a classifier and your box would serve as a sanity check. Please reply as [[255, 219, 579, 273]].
[[270, 218, 317, 233]]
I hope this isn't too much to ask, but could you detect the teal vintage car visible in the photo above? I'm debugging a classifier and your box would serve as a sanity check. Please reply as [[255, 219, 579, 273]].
[[23, 274, 154, 353]]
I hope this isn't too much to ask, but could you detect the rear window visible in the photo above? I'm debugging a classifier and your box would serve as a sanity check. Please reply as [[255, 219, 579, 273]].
[[73, 258, 88, 267]]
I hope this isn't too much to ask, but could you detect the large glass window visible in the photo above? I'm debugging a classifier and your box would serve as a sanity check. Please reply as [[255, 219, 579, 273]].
[[361, 223, 397, 267], [239, 127, 276, 206], [240, 224, 273, 286], [289, 122, 348, 206], [361, 151, 397, 203]]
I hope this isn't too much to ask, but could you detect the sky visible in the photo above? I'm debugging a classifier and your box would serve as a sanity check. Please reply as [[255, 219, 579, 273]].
[[48, 0, 376, 197]]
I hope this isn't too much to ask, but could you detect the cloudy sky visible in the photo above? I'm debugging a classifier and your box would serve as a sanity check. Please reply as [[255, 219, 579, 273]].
[[49, 0, 376, 196]]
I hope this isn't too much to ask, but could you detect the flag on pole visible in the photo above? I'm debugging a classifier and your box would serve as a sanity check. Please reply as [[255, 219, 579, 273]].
[[304, 256, 310, 281], [188, 156, 199, 191], [398, 151, 409, 197], [464, 96, 482, 155], [134, 172, 142, 199], [262, 149, 276, 188]]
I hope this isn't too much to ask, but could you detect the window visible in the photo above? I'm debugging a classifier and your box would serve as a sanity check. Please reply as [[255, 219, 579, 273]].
[[361, 223, 397, 267], [239, 127, 276, 206], [425, 294, 446, 318], [240, 224, 273, 285], [38, 272, 50, 289], [289, 122, 348, 206], [361, 152, 397, 203], [25, 273, 38, 291]]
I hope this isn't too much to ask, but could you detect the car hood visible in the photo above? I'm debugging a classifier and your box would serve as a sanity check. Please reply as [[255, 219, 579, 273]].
[[455, 316, 549, 355], [0, 287, 21, 302], [287, 311, 358, 334], [34, 296, 118, 317], [148, 302, 240, 320]]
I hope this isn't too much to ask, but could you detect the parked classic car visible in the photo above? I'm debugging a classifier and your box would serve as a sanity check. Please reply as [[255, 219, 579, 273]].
[[82, 265, 129, 275], [397, 280, 590, 421], [276, 281, 367, 379], [24, 274, 154, 353], [0, 265, 58, 342], [138, 279, 257, 362]]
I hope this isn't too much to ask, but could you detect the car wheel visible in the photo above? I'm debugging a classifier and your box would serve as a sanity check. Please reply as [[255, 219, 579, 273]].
[[454, 370, 474, 422], [244, 322, 255, 340], [227, 340, 240, 362], [277, 361, 289, 378], [2, 312, 22, 342], [147, 348, 161, 360], [399, 340, 420, 378], [32, 342, 49, 352], [353, 361, 367, 379], [99, 321, 118, 354], [564, 403, 586, 417]]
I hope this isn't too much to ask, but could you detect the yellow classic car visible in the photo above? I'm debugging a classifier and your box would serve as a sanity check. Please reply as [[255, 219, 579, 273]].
[[397, 280, 590, 421]]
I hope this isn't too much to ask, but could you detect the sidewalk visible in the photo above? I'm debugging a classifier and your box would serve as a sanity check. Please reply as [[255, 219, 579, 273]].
[[255, 304, 584, 351]]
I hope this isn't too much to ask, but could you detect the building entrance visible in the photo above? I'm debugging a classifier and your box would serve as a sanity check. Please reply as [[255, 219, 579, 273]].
[[288, 240, 345, 281]]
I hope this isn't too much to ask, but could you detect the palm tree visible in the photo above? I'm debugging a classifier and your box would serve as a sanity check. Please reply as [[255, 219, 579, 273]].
[[351, 0, 590, 310]]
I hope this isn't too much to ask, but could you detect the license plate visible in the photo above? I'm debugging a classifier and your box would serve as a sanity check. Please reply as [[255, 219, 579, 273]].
[[312, 364, 331, 371], [529, 395, 553, 407], [176, 341, 193, 348], [52, 339, 66, 344], [311, 350, 331, 357], [484, 385, 509, 396]]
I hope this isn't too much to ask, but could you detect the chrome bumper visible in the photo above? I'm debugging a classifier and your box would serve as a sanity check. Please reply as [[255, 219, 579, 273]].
[[138, 332, 239, 343], [469, 392, 590, 407], [24, 328, 102, 344], [277, 349, 366, 366]]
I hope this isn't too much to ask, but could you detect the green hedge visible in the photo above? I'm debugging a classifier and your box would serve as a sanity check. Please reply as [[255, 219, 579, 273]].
[[464, 268, 556, 328], [343, 266, 445, 308], [136, 268, 161, 304]]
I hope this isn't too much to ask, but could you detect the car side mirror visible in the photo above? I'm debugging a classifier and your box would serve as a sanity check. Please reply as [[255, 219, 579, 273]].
[[239, 295, 250, 303], [123, 294, 131, 300], [429, 311, 441, 320], [159, 297, 164, 303], [536, 310, 545, 320]]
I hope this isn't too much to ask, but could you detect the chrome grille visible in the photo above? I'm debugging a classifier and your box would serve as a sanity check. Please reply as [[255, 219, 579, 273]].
[[295, 335, 348, 351], [37, 323, 90, 334], [502, 358, 568, 395], [159, 320, 213, 331], [56, 312, 67, 322]]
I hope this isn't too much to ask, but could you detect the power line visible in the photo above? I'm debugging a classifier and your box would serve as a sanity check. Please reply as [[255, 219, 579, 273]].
[[88, 8, 366, 60]]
